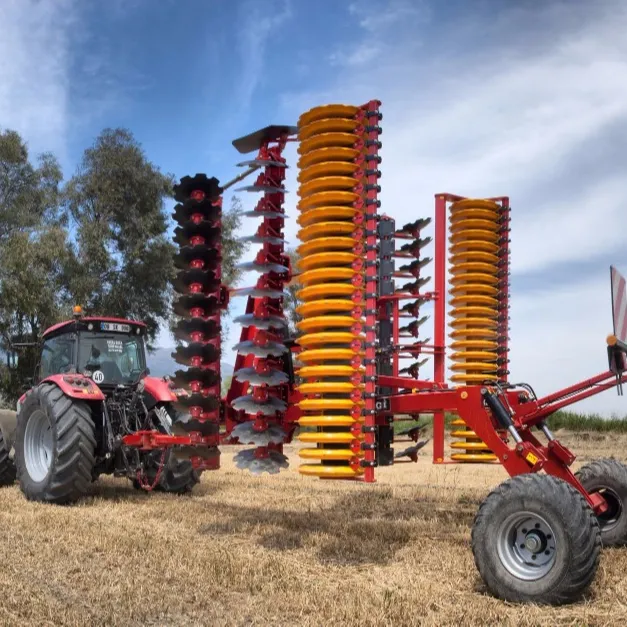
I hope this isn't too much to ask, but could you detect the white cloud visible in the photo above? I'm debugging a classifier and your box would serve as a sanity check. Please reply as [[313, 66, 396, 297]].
[[0, 0, 77, 162], [273, 0, 627, 416]]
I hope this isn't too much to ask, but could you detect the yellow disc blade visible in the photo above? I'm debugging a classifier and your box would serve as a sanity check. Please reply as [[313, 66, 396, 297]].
[[449, 328, 498, 339], [298, 251, 358, 271], [299, 176, 357, 198], [298, 190, 358, 211], [450, 306, 498, 319], [299, 398, 363, 411], [297, 237, 357, 256], [297, 284, 363, 301], [450, 272, 499, 286], [297, 205, 360, 227], [449, 294, 498, 307], [295, 267, 357, 286], [449, 282, 499, 297], [298, 447, 355, 461], [298, 331, 364, 347], [298, 118, 359, 140], [298, 464, 364, 478], [449, 218, 498, 233], [297, 364, 360, 378], [298, 104, 359, 127], [450, 262, 498, 276], [296, 299, 356, 316], [298, 161, 358, 183], [298, 381, 362, 394], [449, 229, 499, 244], [297, 315, 357, 331], [297, 147, 359, 170], [297, 348, 363, 363], [450, 339, 498, 351], [298, 415, 359, 427], [298, 132, 358, 155], [450, 240, 500, 255], [298, 221, 356, 241], [450, 361, 498, 372], [449, 250, 499, 265], [298, 432, 358, 444], [450, 198, 500, 212], [449, 317, 498, 330], [449, 207, 499, 221]]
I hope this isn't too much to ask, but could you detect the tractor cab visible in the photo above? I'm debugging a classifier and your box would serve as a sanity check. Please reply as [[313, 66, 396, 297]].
[[39, 309, 148, 389]]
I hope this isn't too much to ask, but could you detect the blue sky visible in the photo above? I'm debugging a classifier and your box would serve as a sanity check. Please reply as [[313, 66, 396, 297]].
[[2, 0, 627, 415]]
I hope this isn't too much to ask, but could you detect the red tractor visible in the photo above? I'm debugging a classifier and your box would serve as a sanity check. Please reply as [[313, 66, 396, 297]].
[[11, 308, 200, 504]]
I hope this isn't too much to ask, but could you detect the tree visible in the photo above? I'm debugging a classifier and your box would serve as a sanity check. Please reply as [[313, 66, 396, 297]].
[[63, 128, 176, 345], [0, 129, 67, 403]]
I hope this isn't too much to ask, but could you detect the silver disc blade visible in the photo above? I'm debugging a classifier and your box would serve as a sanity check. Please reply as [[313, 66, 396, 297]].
[[237, 235, 287, 245], [237, 261, 289, 274], [233, 313, 288, 330], [236, 159, 287, 168], [231, 394, 287, 415], [233, 448, 289, 474], [233, 340, 288, 358], [241, 210, 289, 220], [234, 367, 289, 386], [234, 184, 287, 194], [230, 286, 286, 299], [230, 421, 286, 446]]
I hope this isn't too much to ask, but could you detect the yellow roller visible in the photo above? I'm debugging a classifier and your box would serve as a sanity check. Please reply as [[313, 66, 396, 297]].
[[295, 103, 368, 479], [448, 198, 503, 462]]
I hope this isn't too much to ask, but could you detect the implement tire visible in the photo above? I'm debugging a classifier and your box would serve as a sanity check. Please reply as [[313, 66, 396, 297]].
[[471, 473, 601, 605], [15, 384, 97, 505], [576, 458, 627, 546]]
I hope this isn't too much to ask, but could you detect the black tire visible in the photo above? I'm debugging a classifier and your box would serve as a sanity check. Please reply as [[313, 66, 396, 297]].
[[15, 384, 97, 505], [576, 458, 627, 546], [471, 473, 601, 605], [0, 430, 16, 486], [132, 404, 200, 494], [133, 450, 200, 494]]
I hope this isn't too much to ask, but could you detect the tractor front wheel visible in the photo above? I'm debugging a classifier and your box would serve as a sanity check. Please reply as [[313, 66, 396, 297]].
[[471, 474, 601, 605], [576, 458, 627, 546], [15, 384, 97, 504]]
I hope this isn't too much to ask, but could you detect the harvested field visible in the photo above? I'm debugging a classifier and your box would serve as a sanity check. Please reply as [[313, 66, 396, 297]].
[[0, 430, 626, 626]]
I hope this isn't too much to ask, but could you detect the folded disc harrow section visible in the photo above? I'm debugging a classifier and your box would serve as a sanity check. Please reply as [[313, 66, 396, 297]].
[[225, 126, 295, 475], [294, 102, 382, 481], [170, 174, 227, 469]]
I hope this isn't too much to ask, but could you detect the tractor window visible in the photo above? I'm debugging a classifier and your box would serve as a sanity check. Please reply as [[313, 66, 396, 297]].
[[77, 332, 146, 385], [40, 335, 76, 379]]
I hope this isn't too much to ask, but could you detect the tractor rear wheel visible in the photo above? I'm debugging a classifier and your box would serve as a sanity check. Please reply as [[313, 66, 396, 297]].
[[471, 473, 601, 605], [576, 458, 627, 546], [15, 384, 97, 504]]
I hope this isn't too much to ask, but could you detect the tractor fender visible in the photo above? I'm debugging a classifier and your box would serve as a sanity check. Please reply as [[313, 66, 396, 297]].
[[40, 374, 106, 401], [0, 410, 17, 450], [142, 376, 178, 411]]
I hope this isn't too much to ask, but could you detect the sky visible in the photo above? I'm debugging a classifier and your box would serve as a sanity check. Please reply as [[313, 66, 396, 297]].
[[1, 0, 627, 416]]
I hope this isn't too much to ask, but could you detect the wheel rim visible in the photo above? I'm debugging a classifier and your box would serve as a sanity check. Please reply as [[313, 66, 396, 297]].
[[595, 487, 623, 532], [497, 512, 557, 581], [23, 409, 54, 482]]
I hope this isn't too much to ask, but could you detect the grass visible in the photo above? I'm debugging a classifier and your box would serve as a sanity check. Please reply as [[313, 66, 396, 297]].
[[0, 431, 626, 626]]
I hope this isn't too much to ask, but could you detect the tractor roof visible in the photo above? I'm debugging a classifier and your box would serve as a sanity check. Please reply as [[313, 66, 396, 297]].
[[43, 317, 147, 339]]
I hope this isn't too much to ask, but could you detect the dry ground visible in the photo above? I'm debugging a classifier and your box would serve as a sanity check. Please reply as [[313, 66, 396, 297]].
[[1, 430, 626, 626]]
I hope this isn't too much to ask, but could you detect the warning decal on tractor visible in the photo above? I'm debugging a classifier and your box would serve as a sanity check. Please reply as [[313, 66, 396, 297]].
[[611, 265, 627, 343]]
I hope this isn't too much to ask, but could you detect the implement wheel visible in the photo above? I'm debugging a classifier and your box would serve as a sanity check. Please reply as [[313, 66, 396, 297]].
[[471, 474, 601, 605], [576, 458, 627, 546], [15, 384, 96, 504]]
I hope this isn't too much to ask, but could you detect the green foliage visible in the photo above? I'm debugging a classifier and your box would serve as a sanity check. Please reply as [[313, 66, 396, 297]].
[[283, 248, 302, 337], [63, 128, 176, 344]]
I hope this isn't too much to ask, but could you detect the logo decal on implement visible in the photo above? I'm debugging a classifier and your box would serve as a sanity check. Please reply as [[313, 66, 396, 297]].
[[92, 370, 105, 384]]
